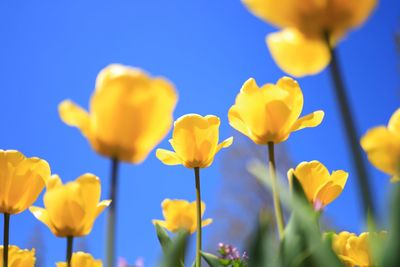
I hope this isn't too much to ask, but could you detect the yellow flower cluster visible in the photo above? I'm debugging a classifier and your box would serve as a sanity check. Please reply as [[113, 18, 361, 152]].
[[0, 150, 108, 265]]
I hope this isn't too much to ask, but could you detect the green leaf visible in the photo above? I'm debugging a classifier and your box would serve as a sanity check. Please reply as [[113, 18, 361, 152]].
[[160, 230, 189, 267], [201, 252, 225, 267], [155, 223, 173, 254], [247, 210, 276, 267], [380, 184, 400, 267]]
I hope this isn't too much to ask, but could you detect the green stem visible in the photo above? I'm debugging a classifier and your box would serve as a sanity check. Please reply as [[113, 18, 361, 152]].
[[324, 32, 376, 221], [106, 158, 120, 267], [267, 142, 284, 239], [194, 167, 202, 267], [3, 213, 10, 267], [66, 236, 73, 267]]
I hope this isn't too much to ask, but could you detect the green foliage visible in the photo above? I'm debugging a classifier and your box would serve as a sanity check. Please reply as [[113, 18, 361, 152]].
[[155, 223, 173, 254], [380, 184, 400, 267], [156, 224, 188, 267], [201, 252, 225, 267]]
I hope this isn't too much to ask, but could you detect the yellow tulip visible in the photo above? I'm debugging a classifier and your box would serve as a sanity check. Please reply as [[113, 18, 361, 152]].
[[59, 64, 178, 163], [332, 231, 385, 267], [156, 114, 233, 168], [242, 0, 377, 76], [56, 252, 102, 267], [228, 77, 324, 144], [0, 150, 50, 214], [152, 199, 212, 234], [287, 161, 348, 210], [361, 108, 400, 182], [0, 246, 35, 267], [29, 174, 111, 237]]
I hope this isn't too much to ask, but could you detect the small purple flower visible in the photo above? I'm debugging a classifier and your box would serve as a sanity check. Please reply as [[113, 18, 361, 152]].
[[218, 243, 248, 263]]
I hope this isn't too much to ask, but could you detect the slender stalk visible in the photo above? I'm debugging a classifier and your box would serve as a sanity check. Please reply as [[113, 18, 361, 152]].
[[324, 32, 375, 220], [3, 213, 10, 267], [66, 236, 73, 267], [106, 158, 120, 267], [267, 142, 284, 239], [194, 167, 202, 267]]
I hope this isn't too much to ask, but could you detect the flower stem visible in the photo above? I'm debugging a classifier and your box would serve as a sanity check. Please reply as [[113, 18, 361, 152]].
[[324, 32, 376, 221], [3, 213, 10, 267], [267, 142, 284, 239], [194, 167, 202, 267], [106, 158, 120, 267], [66, 236, 73, 267]]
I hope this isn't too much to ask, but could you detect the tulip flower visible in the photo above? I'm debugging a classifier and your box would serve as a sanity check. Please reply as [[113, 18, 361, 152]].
[[0, 246, 35, 267], [156, 114, 233, 168], [287, 161, 348, 210], [228, 77, 324, 145], [30, 174, 110, 266], [153, 199, 212, 234], [156, 114, 232, 267], [0, 150, 50, 267], [56, 252, 102, 267], [229, 76, 323, 239], [332, 231, 386, 267], [59, 64, 178, 267], [59, 64, 178, 164], [242, 0, 377, 77], [361, 108, 400, 182]]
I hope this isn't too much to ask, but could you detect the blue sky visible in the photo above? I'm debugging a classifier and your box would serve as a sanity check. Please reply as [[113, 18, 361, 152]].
[[0, 0, 399, 266]]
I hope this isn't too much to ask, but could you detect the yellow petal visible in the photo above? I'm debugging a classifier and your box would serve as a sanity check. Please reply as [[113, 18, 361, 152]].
[[291, 111, 324, 132], [156, 149, 182, 165], [316, 170, 348, 206], [95, 200, 112, 218], [276, 76, 304, 125], [47, 174, 63, 189], [29, 206, 57, 235], [361, 126, 400, 176], [75, 173, 101, 215], [201, 218, 213, 228], [266, 29, 331, 77], [292, 161, 331, 203], [216, 137, 233, 153], [228, 106, 256, 143], [84, 200, 111, 233], [59, 100, 91, 137]]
